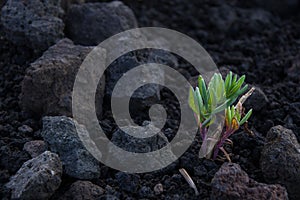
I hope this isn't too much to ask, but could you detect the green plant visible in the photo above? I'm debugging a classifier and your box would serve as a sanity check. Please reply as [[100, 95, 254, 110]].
[[189, 72, 254, 161]]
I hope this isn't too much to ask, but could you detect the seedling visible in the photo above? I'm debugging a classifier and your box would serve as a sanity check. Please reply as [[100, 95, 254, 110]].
[[189, 72, 254, 161]]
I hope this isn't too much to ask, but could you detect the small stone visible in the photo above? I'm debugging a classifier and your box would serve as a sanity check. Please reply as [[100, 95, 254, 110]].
[[23, 140, 47, 158], [60, 181, 104, 200], [154, 183, 164, 195], [18, 125, 33, 134], [6, 151, 62, 200], [260, 125, 300, 200], [138, 186, 154, 198], [115, 172, 140, 193], [211, 162, 288, 200], [41, 116, 101, 179]]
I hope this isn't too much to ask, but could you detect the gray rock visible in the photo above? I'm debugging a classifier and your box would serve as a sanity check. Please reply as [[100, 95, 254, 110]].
[[18, 124, 33, 134], [1, 0, 64, 52], [23, 140, 47, 158], [6, 151, 62, 199], [20, 38, 105, 118], [209, 5, 275, 34], [153, 183, 164, 195], [244, 86, 269, 111], [65, 1, 137, 46], [260, 125, 300, 200], [41, 116, 101, 179], [106, 123, 177, 172], [138, 186, 154, 198], [59, 181, 104, 200], [115, 172, 140, 193], [211, 162, 288, 200], [246, 0, 300, 17]]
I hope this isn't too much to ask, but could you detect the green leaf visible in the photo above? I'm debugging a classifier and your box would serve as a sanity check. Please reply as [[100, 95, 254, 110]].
[[188, 87, 199, 115], [198, 76, 208, 109], [212, 99, 230, 114], [240, 109, 253, 125]]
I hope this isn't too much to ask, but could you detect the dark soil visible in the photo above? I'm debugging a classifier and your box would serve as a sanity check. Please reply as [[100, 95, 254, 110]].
[[1, 0, 300, 199]]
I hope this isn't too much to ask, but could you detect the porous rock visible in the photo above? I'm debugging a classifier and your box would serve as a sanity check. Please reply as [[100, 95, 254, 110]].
[[23, 140, 47, 158], [6, 151, 62, 200], [260, 125, 300, 200], [211, 162, 288, 200], [41, 116, 101, 179], [115, 172, 140, 193], [244, 86, 269, 111], [1, 0, 64, 52], [107, 123, 177, 172], [59, 181, 104, 200], [20, 38, 105, 118], [65, 1, 138, 46]]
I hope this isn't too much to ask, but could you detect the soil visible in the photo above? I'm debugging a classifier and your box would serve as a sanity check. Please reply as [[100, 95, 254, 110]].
[[1, 0, 300, 199]]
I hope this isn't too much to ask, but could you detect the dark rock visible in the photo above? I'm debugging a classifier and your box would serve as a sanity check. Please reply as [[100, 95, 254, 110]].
[[111, 123, 168, 153], [211, 162, 288, 200], [154, 183, 164, 195], [209, 4, 274, 35], [20, 38, 105, 118], [260, 125, 300, 200], [61, 0, 85, 11], [289, 103, 300, 125], [17, 124, 33, 134], [0, 143, 31, 174], [1, 0, 64, 52], [115, 172, 140, 193], [65, 1, 138, 46], [59, 181, 104, 200], [107, 123, 177, 172], [241, 0, 300, 17], [23, 140, 47, 158], [41, 116, 101, 179], [6, 151, 62, 199], [138, 186, 154, 198], [244, 86, 269, 111]]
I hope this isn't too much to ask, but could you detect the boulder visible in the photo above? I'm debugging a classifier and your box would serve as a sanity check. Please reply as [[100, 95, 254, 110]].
[[20, 38, 105, 118], [1, 0, 64, 52], [65, 1, 138, 46], [41, 116, 101, 179], [6, 151, 62, 199], [260, 125, 300, 200], [211, 162, 288, 200]]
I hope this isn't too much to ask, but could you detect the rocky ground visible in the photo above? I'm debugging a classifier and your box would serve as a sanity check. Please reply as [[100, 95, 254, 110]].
[[0, 0, 300, 199]]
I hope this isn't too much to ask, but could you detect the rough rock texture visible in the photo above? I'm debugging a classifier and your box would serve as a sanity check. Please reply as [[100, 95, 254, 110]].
[[59, 181, 104, 200], [260, 126, 300, 200], [211, 162, 288, 200], [107, 123, 177, 172], [41, 116, 101, 179], [1, 0, 64, 52], [5, 151, 62, 199], [115, 172, 140, 193], [20, 38, 105, 118], [23, 140, 47, 158], [244, 86, 269, 111], [239, 0, 300, 17], [65, 1, 138, 46], [208, 5, 275, 34]]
